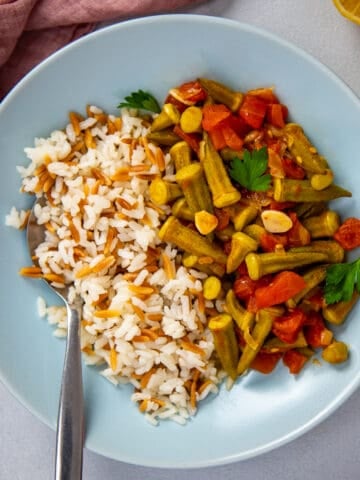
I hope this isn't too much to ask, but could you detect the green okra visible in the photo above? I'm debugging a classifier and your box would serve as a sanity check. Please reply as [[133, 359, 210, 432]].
[[243, 224, 267, 242], [171, 197, 194, 221], [199, 133, 241, 208], [286, 265, 327, 308], [294, 202, 327, 219], [289, 240, 344, 264], [273, 178, 352, 203], [220, 147, 244, 162], [198, 77, 243, 112], [245, 250, 328, 281], [151, 103, 181, 132], [225, 289, 247, 329], [322, 291, 359, 325], [230, 204, 258, 232], [159, 216, 227, 265], [175, 162, 213, 214], [169, 141, 192, 171], [147, 129, 181, 146], [285, 123, 329, 174], [182, 252, 226, 277], [237, 307, 283, 375], [302, 210, 340, 238], [149, 178, 183, 205], [209, 313, 239, 380], [226, 232, 258, 274]]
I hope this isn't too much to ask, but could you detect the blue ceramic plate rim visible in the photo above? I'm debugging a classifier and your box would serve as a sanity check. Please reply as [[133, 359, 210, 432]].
[[1, 14, 360, 468]]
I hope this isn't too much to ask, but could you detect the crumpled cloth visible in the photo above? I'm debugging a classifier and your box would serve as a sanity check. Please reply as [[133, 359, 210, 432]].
[[0, 0, 202, 99]]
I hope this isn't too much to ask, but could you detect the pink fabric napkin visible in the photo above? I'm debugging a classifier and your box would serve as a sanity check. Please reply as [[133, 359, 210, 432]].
[[0, 0, 202, 99]]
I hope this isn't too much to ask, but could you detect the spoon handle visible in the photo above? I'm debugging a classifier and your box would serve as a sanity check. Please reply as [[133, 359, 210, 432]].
[[55, 303, 84, 480]]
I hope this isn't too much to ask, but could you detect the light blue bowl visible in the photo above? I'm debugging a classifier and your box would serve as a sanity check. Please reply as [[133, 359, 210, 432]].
[[1, 14, 360, 468]]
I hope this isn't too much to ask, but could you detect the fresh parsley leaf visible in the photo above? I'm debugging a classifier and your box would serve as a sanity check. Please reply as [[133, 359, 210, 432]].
[[118, 90, 160, 113], [229, 147, 271, 192], [324, 258, 360, 304]]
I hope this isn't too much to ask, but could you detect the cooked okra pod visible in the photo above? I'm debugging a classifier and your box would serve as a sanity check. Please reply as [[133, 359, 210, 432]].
[[285, 123, 329, 174], [322, 291, 359, 325], [302, 210, 340, 238], [147, 129, 181, 146], [245, 250, 328, 281], [199, 134, 242, 208], [175, 162, 213, 214], [289, 240, 344, 264], [169, 141, 192, 171], [273, 178, 352, 203], [159, 216, 227, 265], [182, 252, 226, 277], [220, 147, 244, 162], [243, 224, 267, 242], [237, 307, 283, 375], [209, 313, 239, 380], [225, 289, 246, 329], [198, 77, 243, 112], [203, 276, 222, 300], [230, 204, 258, 232], [171, 197, 195, 221], [286, 265, 327, 308], [180, 106, 203, 133], [151, 103, 181, 132], [149, 178, 183, 205], [226, 232, 258, 274], [294, 202, 327, 219]]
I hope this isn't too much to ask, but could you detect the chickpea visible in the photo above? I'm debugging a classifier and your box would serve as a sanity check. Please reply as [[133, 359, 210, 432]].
[[321, 341, 349, 364]]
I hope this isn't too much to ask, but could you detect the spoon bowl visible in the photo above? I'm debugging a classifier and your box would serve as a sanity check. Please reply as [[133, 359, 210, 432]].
[[27, 196, 84, 480]]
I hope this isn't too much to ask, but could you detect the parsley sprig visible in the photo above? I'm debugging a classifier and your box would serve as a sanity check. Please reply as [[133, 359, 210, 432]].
[[324, 258, 360, 304], [118, 90, 160, 113], [229, 147, 271, 192]]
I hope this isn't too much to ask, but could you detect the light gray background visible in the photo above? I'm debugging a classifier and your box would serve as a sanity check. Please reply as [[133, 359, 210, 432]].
[[2, 1, 360, 478]]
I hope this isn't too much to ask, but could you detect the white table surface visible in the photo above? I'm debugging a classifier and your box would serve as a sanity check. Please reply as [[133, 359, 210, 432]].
[[2, 1, 360, 478]]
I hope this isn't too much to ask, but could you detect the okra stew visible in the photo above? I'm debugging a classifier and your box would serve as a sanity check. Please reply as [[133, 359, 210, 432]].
[[122, 78, 360, 380]]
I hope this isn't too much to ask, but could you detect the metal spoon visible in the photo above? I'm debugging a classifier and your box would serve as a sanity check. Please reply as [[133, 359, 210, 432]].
[[27, 196, 84, 480]]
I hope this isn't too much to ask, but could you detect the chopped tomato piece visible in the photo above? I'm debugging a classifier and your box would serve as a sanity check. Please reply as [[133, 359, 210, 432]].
[[239, 94, 268, 129], [283, 349, 307, 374], [251, 351, 282, 374], [304, 311, 332, 348], [269, 200, 297, 211], [208, 127, 227, 150], [287, 212, 311, 247], [221, 124, 244, 150], [223, 240, 232, 255], [202, 104, 231, 131], [227, 115, 251, 137], [260, 232, 288, 252], [173, 125, 200, 154], [233, 275, 258, 302], [170, 80, 207, 105], [282, 157, 306, 179], [236, 261, 249, 276], [214, 207, 231, 231], [306, 289, 325, 311], [253, 271, 306, 310], [334, 217, 360, 250], [164, 94, 187, 113], [272, 309, 306, 344], [247, 87, 279, 103], [267, 104, 287, 128]]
